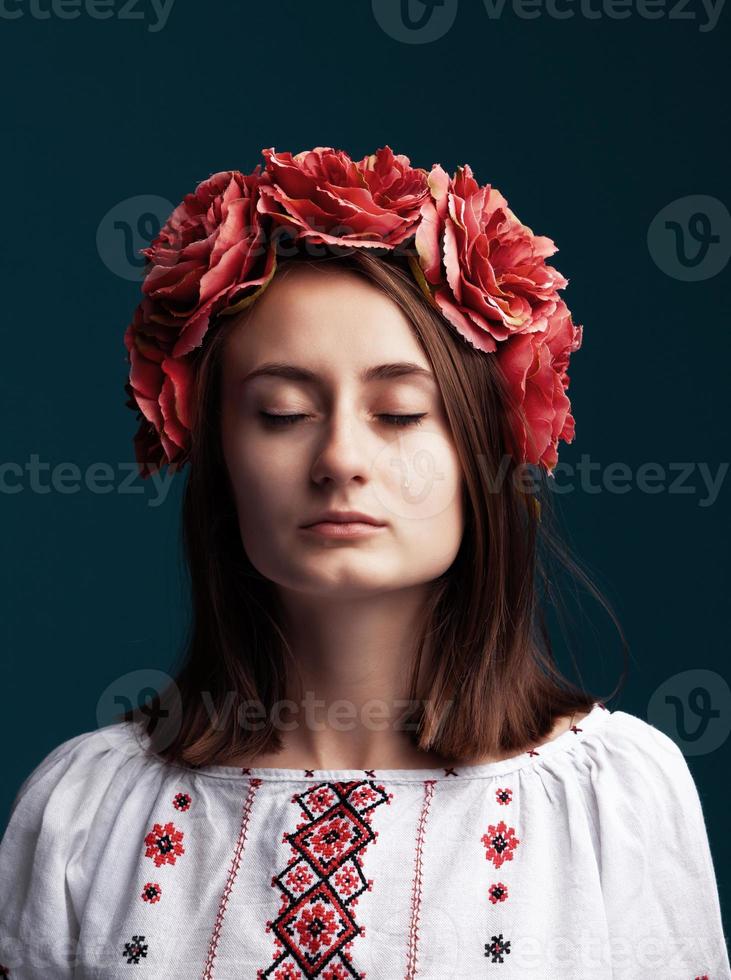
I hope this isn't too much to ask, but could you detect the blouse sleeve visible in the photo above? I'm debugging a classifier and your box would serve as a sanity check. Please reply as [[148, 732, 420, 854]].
[[580, 710, 731, 980], [0, 724, 142, 978]]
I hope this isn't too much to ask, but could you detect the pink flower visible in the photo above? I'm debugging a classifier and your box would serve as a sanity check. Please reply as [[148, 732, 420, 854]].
[[257, 145, 429, 248], [124, 169, 276, 473], [496, 299, 583, 473], [415, 163, 568, 353]]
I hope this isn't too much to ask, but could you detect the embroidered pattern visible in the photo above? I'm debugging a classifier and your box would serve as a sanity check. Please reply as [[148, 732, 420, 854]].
[[485, 933, 511, 963], [488, 882, 508, 904], [479, 709, 598, 961], [481, 820, 520, 869], [202, 778, 261, 979], [144, 821, 185, 868], [258, 779, 392, 978], [173, 791, 192, 812], [122, 935, 148, 964], [405, 780, 437, 979], [141, 882, 162, 904]]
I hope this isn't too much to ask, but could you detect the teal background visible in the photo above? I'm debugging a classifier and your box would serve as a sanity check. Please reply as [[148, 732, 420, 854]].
[[1, 0, 729, 944]]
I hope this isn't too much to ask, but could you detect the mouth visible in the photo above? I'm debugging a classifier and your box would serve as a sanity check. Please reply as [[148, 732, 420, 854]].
[[300, 521, 388, 539], [301, 511, 387, 528]]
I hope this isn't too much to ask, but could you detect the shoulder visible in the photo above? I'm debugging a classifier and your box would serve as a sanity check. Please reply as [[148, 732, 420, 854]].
[[3, 721, 153, 833], [573, 709, 730, 972], [580, 707, 694, 774], [574, 707, 711, 833], [0, 723, 162, 971]]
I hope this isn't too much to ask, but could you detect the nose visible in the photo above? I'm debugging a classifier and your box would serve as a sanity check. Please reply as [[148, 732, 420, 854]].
[[309, 402, 378, 489]]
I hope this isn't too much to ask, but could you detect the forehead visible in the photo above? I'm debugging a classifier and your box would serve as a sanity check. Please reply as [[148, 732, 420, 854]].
[[222, 262, 430, 376]]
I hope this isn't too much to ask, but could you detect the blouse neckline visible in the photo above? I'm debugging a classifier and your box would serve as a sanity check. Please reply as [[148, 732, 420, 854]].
[[125, 700, 612, 783]]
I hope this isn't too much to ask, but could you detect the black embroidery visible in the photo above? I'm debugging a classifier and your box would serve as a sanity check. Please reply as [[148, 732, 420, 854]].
[[122, 935, 148, 964], [485, 933, 511, 963]]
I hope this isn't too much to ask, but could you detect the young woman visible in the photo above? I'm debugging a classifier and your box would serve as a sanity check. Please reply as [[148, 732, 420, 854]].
[[1, 147, 728, 978]]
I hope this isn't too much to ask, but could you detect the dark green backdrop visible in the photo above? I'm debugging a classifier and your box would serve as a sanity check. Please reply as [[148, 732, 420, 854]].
[[1, 0, 729, 942]]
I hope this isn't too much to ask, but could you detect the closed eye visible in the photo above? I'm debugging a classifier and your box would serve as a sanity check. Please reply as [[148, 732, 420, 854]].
[[259, 412, 427, 428]]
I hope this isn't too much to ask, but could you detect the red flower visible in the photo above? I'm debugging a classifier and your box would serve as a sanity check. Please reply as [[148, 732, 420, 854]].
[[415, 163, 567, 352], [488, 881, 509, 904], [496, 298, 582, 472], [481, 819, 520, 869], [124, 169, 276, 474], [123, 147, 583, 478], [172, 792, 192, 812], [144, 821, 185, 868], [258, 145, 429, 248], [141, 882, 162, 904]]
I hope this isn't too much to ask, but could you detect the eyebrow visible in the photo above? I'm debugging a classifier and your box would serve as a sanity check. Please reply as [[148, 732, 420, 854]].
[[240, 361, 436, 386]]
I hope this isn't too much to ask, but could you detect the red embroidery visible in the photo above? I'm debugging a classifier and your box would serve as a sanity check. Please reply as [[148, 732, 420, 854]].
[[172, 791, 192, 812], [202, 778, 261, 979], [258, 779, 391, 978], [488, 882, 509, 904], [144, 821, 185, 868], [141, 881, 162, 904], [481, 819, 520, 868], [495, 787, 512, 805], [405, 780, 436, 980], [694, 975, 710, 979]]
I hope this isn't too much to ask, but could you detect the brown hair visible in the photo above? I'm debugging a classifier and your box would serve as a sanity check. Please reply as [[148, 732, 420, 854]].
[[118, 245, 628, 766]]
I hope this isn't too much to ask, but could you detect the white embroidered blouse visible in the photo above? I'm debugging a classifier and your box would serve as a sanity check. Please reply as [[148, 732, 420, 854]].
[[0, 700, 728, 979]]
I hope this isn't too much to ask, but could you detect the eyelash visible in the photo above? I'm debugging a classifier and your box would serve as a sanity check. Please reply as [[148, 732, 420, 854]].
[[259, 412, 427, 429]]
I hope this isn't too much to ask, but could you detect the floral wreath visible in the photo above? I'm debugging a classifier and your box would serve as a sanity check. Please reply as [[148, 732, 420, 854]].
[[123, 145, 582, 479]]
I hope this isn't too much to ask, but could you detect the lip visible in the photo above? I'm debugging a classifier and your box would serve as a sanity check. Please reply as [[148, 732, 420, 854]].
[[301, 510, 387, 528], [301, 522, 388, 539]]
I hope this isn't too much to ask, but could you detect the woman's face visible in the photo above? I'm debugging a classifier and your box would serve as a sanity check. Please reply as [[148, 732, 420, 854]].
[[220, 263, 464, 598]]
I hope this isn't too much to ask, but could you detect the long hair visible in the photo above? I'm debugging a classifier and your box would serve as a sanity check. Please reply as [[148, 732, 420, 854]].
[[118, 244, 628, 765]]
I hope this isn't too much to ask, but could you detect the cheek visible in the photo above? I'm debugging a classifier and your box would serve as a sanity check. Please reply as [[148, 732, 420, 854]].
[[224, 412, 301, 495], [222, 427, 298, 548], [370, 429, 464, 535]]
